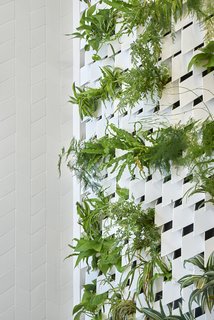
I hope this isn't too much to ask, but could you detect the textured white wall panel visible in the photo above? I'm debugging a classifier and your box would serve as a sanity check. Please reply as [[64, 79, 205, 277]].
[[0, 0, 73, 319]]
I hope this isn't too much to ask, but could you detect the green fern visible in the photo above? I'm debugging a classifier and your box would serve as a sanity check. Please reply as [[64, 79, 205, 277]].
[[72, 4, 119, 53]]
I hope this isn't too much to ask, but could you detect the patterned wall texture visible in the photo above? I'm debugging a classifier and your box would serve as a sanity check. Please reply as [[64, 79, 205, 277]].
[[0, 0, 73, 319], [71, 1, 214, 320]]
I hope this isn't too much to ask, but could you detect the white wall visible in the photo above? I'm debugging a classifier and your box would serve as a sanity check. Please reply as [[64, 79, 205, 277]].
[[0, 0, 74, 319]]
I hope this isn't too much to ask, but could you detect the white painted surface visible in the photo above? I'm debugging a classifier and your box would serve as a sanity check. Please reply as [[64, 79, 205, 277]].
[[0, 0, 73, 319]]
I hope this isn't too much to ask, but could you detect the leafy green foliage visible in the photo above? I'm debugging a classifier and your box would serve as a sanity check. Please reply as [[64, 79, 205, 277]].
[[59, 123, 149, 189], [120, 64, 169, 108], [69, 66, 123, 119], [134, 255, 172, 304], [60, 119, 214, 203], [70, 83, 102, 119], [108, 203, 159, 253], [202, 120, 214, 156], [103, 0, 212, 36], [142, 301, 193, 320], [73, 280, 108, 320], [99, 66, 123, 100], [145, 122, 196, 173], [67, 190, 171, 304], [72, 4, 119, 53], [76, 194, 109, 239], [67, 235, 122, 274], [186, 120, 214, 203], [188, 41, 214, 71], [179, 252, 214, 315]]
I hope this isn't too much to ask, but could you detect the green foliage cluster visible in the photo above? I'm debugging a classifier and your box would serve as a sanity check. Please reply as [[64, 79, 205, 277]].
[[142, 302, 193, 320], [70, 66, 123, 119], [73, 280, 108, 320], [69, 191, 171, 318], [68, 235, 122, 274], [179, 252, 214, 315], [60, 120, 214, 202], [120, 64, 170, 108], [120, 32, 170, 106], [71, 0, 213, 116], [72, 4, 119, 54], [65, 0, 214, 319], [188, 41, 214, 71], [108, 202, 159, 253]]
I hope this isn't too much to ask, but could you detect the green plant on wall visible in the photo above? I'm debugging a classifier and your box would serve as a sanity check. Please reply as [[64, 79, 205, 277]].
[[72, 4, 120, 57], [187, 120, 214, 203], [67, 235, 122, 274], [142, 302, 193, 320], [60, 119, 214, 202], [59, 122, 196, 186], [99, 66, 123, 100], [111, 299, 136, 320], [69, 66, 123, 119], [76, 194, 109, 239], [120, 64, 169, 108], [145, 121, 196, 173], [73, 280, 108, 320], [188, 41, 214, 71], [179, 252, 214, 315], [118, 30, 170, 107], [64, 0, 214, 318], [70, 83, 103, 119]]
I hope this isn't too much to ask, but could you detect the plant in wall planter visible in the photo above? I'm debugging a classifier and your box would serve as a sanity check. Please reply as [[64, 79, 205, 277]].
[[72, 4, 122, 60], [73, 280, 108, 320], [67, 235, 123, 274], [69, 66, 123, 119], [119, 63, 170, 109], [142, 302, 193, 320], [70, 83, 103, 119], [111, 299, 137, 320], [118, 31, 170, 109], [179, 252, 214, 316]]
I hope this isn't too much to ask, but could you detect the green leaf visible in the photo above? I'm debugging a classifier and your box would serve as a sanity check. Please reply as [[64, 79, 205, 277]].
[[73, 303, 83, 315], [116, 184, 129, 200], [142, 308, 165, 320], [73, 310, 82, 320]]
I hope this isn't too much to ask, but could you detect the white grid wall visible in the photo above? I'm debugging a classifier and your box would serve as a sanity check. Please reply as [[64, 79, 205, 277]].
[[71, 1, 214, 319]]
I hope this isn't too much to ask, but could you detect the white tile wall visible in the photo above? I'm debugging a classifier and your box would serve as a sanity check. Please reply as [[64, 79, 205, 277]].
[[0, 0, 73, 319]]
